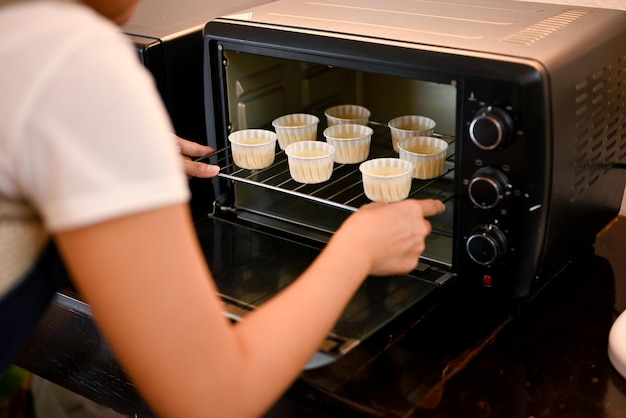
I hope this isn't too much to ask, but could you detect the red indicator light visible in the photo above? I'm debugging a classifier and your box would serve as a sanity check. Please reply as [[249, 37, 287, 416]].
[[482, 274, 493, 287]]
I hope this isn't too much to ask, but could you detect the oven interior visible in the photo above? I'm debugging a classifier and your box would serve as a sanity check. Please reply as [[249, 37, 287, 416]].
[[199, 48, 461, 365], [211, 50, 458, 262]]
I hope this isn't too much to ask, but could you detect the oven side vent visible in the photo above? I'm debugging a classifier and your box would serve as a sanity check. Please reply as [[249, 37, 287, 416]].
[[502, 9, 590, 46], [571, 54, 626, 202]]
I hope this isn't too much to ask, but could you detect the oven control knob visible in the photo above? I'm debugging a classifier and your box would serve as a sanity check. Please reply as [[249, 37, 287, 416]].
[[469, 106, 514, 150], [468, 167, 510, 209], [466, 224, 508, 266]]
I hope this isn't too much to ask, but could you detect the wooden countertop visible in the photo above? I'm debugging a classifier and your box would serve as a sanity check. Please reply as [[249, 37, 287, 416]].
[[267, 215, 626, 417], [15, 216, 626, 418]]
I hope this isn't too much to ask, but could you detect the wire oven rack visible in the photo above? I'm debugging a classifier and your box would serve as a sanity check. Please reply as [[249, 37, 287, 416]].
[[203, 128, 456, 224]]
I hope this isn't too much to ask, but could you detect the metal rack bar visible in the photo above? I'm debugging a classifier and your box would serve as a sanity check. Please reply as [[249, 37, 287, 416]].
[[206, 132, 456, 213], [218, 169, 359, 212]]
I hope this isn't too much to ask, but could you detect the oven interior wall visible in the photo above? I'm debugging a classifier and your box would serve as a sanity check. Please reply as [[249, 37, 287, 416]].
[[224, 51, 456, 137]]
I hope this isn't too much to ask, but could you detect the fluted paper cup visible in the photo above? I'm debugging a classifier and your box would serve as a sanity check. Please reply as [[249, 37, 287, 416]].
[[324, 104, 370, 127], [398, 136, 448, 179], [359, 158, 413, 203], [323, 123, 373, 164], [228, 129, 277, 170], [388, 115, 436, 153], [285, 140, 335, 184], [272, 113, 319, 150]]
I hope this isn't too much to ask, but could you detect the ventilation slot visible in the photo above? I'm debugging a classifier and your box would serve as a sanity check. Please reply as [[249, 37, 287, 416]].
[[571, 55, 626, 201], [502, 9, 590, 46]]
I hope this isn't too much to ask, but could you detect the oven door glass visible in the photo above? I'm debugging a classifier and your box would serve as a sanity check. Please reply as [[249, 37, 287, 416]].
[[194, 215, 453, 368]]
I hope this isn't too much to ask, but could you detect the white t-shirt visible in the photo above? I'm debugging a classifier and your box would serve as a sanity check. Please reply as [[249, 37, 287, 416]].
[[0, 2, 190, 296]]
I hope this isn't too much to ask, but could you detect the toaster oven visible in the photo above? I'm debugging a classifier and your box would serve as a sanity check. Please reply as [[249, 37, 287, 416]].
[[193, 0, 626, 366]]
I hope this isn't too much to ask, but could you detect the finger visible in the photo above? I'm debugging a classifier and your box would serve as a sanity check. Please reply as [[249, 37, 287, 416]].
[[421, 218, 432, 237], [184, 160, 220, 178], [358, 201, 386, 211], [177, 137, 215, 158], [414, 199, 446, 218]]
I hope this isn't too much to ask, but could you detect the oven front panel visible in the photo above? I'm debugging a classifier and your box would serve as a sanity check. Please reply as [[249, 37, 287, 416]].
[[197, 3, 626, 365], [203, 22, 552, 294]]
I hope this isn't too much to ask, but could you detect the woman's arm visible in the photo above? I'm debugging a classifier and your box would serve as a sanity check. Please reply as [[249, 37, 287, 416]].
[[54, 199, 443, 418]]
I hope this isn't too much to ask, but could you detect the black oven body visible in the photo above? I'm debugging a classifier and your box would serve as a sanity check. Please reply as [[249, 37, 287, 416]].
[[202, 25, 547, 297], [198, 0, 626, 362], [203, 10, 625, 289], [122, 0, 276, 145], [124, 33, 207, 146]]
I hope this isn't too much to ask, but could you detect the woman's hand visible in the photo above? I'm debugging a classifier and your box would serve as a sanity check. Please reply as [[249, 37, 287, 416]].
[[174, 135, 220, 178], [329, 199, 446, 276]]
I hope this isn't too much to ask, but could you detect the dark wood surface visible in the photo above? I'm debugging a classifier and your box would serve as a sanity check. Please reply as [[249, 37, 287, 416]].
[[14, 216, 626, 418], [269, 215, 626, 417]]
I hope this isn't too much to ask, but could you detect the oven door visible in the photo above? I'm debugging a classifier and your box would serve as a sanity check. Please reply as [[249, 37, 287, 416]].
[[195, 214, 454, 368], [195, 132, 455, 368]]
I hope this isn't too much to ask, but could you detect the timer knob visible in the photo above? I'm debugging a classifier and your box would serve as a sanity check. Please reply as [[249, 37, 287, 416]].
[[468, 166, 510, 209], [466, 224, 508, 266], [469, 106, 514, 150]]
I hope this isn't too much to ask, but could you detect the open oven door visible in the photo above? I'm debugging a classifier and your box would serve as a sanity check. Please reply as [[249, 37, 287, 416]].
[[194, 133, 456, 368], [195, 214, 455, 369]]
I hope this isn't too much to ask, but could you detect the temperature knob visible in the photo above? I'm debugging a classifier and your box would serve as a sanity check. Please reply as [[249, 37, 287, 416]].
[[466, 224, 508, 266], [468, 167, 510, 209], [469, 106, 514, 150]]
